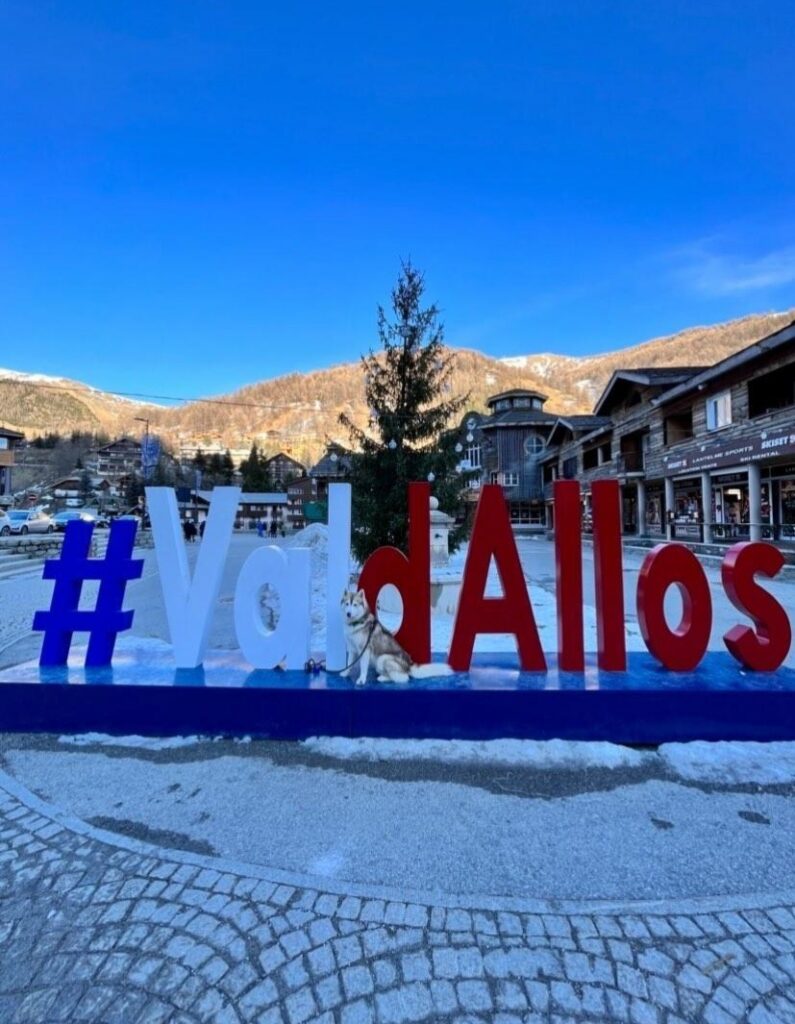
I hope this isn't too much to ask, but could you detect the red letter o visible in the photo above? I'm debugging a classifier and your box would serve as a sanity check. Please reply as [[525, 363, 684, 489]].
[[637, 544, 712, 671]]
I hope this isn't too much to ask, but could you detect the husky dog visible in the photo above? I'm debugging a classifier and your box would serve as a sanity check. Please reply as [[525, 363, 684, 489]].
[[340, 589, 453, 685]]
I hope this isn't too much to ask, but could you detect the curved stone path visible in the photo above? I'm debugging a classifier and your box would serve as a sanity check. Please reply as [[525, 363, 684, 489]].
[[0, 773, 794, 1023]]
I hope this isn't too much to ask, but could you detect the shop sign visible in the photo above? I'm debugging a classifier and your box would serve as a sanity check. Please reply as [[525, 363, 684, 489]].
[[664, 429, 795, 473], [766, 463, 795, 478]]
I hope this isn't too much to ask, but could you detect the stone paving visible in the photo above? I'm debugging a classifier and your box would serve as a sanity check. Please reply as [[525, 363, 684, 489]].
[[1, 777, 795, 1023]]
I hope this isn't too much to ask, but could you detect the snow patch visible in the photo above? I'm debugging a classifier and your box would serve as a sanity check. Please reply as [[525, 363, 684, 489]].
[[301, 736, 650, 769], [659, 741, 795, 785], [58, 733, 203, 750]]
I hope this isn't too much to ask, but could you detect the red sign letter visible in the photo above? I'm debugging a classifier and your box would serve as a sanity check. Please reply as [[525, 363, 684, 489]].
[[722, 541, 791, 672], [592, 479, 627, 671], [448, 485, 546, 672], [554, 480, 584, 671], [636, 543, 712, 671], [358, 482, 431, 664]]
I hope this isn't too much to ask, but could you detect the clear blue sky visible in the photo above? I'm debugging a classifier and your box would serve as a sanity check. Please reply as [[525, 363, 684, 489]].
[[1, 1, 794, 399]]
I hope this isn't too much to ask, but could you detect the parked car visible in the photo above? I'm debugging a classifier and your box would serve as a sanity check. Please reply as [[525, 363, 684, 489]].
[[116, 513, 150, 529], [80, 509, 110, 527], [52, 509, 109, 531], [6, 509, 55, 535], [0, 511, 12, 536]]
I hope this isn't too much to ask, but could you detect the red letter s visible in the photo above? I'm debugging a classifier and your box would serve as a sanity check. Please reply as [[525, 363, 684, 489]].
[[722, 542, 791, 672]]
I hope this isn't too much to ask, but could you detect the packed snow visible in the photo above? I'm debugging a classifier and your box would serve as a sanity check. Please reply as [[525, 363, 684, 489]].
[[301, 736, 650, 769]]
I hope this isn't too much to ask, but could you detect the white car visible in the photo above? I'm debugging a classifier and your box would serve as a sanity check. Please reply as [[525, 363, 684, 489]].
[[0, 511, 11, 536], [6, 509, 55, 535]]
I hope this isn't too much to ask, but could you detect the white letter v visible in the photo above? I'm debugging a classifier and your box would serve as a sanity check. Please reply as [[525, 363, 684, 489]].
[[146, 486, 240, 667]]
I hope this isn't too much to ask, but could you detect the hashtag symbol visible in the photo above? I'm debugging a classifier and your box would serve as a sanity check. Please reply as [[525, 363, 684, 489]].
[[33, 519, 144, 667]]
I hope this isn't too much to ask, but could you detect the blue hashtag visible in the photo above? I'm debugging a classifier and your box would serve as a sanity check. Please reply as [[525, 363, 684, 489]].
[[33, 519, 144, 668]]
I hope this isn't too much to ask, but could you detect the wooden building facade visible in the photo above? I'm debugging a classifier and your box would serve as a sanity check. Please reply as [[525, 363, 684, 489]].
[[541, 320, 795, 544]]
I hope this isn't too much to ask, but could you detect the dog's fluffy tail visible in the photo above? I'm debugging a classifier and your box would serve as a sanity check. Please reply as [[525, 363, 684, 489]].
[[409, 662, 454, 678]]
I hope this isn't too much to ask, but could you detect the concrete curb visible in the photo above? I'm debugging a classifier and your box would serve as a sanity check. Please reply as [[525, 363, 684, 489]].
[[2, 765, 795, 918]]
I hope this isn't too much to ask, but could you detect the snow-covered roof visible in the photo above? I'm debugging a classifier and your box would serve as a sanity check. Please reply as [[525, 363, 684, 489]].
[[239, 492, 289, 504], [195, 489, 288, 505]]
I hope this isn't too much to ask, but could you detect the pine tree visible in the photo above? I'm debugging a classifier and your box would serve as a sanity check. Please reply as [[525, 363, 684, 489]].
[[222, 449, 235, 484], [340, 262, 471, 562], [207, 452, 224, 485], [240, 443, 267, 491]]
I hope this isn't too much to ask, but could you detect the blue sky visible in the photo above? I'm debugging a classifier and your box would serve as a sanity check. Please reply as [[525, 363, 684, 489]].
[[1, 1, 794, 399]]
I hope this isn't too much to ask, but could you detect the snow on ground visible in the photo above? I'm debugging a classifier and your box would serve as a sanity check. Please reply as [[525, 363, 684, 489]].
[[58, 733, 203, 751], [659, 741, 795, 785], [302, 737, 795, 784], [301, 736, 650, 769], [47, 730, 795, 785]]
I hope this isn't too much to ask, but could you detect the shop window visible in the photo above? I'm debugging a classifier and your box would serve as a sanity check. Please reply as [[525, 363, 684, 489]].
[[663, 409, 694, 444], [749, 366, 795, 417], [706, 390, 732, 431]]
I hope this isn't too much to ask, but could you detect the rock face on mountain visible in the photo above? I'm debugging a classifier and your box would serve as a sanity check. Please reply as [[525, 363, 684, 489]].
[[1, 309, 792, 462]]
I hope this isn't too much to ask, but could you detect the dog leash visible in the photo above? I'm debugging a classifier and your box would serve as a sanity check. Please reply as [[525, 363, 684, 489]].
[[304, 618, 378, 676]]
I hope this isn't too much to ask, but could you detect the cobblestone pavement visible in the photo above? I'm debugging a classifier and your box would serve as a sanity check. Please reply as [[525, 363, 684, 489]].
[[1, 776, 794, 1024]]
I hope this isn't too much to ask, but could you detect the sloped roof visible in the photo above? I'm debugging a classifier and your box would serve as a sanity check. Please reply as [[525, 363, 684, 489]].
[[264, 451, 305, 467], [93, 437, 141, 453], [593, 367, 707, 416], [240, 492, 289, 504], [196, 490, 288, 505], [653, 318, 795, 406], [310, 447, 351, 477], [547, 415, 613, 446], [480, 408, 558, 429], [486, 388, 548, 407]]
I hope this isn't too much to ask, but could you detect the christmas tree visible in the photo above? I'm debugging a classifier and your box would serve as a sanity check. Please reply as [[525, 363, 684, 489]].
[[340, 262, 472, 562]]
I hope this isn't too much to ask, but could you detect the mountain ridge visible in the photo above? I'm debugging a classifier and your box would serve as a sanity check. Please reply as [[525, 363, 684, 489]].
[[1, 309, 793, 464]]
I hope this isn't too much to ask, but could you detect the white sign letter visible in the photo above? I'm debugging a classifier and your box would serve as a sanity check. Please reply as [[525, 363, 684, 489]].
[[233, 546, 311, 669], [326, 483, 352, 671], [146, 486, 240, 667]]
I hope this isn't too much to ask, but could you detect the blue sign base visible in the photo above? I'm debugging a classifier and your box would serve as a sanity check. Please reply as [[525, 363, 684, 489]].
[[0, 648, 794, 743]]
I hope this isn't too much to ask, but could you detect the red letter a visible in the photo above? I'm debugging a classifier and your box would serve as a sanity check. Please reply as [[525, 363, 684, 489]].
[[448, 485, 546, 672]]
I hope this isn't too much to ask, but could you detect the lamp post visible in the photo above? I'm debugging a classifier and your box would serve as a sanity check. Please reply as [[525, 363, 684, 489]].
[[134, 417, 150, 528]]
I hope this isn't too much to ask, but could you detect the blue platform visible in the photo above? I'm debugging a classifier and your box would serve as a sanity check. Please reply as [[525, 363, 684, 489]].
[[0, 647, 794, 743]]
